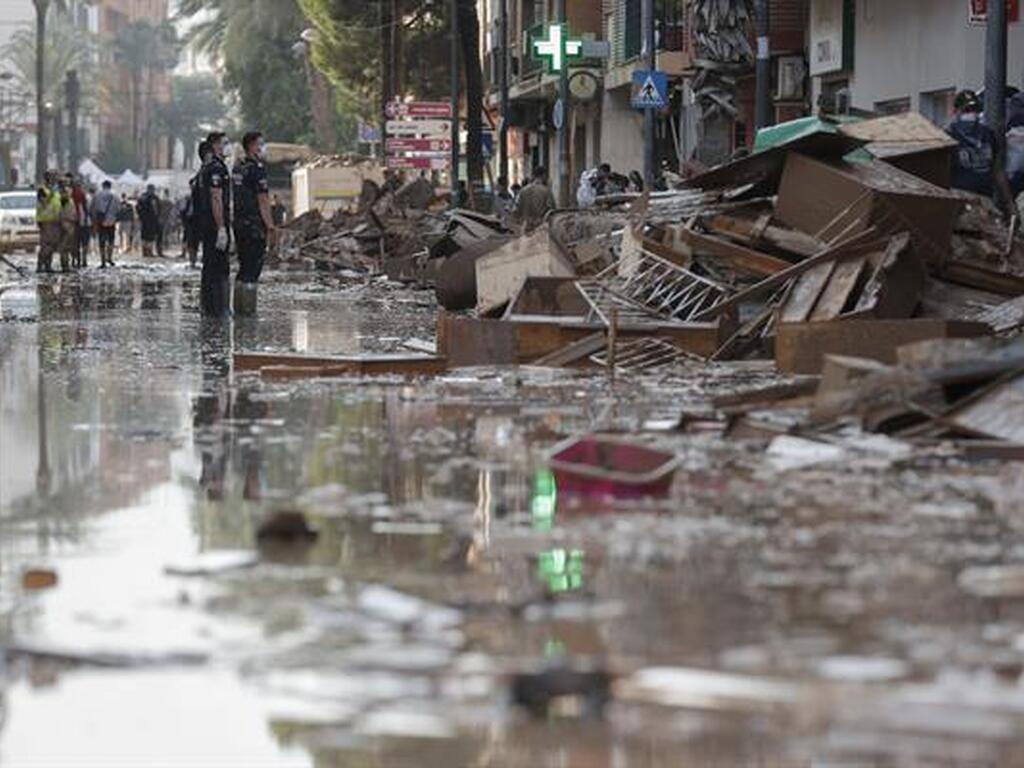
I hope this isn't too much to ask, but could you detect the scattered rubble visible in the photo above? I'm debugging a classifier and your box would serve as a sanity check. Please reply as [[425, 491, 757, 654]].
[[252, 110, 1024, 468]]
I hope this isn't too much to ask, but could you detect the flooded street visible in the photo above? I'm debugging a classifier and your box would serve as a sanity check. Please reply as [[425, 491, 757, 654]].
[[3, 262, 1024, 766]]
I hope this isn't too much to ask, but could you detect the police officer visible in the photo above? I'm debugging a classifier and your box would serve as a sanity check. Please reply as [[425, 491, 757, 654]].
[[185, 140, 211, 269], [231, 131, 274, 316], [198, 131, 232, 317]]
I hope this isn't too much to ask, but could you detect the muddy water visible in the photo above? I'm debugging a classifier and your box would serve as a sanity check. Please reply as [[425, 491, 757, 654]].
[[3, 265, 1024, 766]]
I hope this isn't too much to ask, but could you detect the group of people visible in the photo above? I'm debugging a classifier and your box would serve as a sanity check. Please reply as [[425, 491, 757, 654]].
[[35, 176, 196, 273], [947, 87, 1024, 212], [189, 130, 277, 318], [35, 128, 282, 320]]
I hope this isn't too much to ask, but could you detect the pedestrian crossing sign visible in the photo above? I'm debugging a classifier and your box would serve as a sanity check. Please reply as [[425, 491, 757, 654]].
[[631, 70, 669, 110]]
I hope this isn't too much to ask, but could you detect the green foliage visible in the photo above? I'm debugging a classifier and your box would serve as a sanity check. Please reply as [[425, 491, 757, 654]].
[[299, 0, 453, 150], [112, 19, 181, 74], [157, 75, 228, 167], [1, 12, 96, 105], [177, 0, 314, 144]]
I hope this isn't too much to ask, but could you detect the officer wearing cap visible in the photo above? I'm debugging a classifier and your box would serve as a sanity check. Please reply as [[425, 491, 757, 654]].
[[198, 131, 233, 317], [231, 131, 274, 316]]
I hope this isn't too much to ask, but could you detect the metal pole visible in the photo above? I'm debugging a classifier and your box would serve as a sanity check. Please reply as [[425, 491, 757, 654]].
[[641, 0, 656, 191], [498, 0, 509, 184], [380, 0, 393, 163], [34, 0, 48, 183], [985, 0, 1007, 136], [450, 0, 461, 201], [557, 0, 570, 207], [754, 0, 772, 130]]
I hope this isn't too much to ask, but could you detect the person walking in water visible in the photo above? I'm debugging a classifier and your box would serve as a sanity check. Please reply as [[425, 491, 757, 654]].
[[90, 180, 120, 268], [137, 184, 161, 258]]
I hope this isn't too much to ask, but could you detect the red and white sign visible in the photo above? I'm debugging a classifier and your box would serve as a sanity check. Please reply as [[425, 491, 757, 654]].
[[385, 101, 453, 120], [386, 137, 452, 153], [386, 156, 450, 170], [969, 0, 1020, 23]]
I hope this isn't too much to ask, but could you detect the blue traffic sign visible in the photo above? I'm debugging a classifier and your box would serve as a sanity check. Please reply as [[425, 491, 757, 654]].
[[631, 70, 669, 110]]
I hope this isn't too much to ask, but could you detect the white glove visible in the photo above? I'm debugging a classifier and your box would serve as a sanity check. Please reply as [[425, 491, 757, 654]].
[[216, 227, 229, 251]]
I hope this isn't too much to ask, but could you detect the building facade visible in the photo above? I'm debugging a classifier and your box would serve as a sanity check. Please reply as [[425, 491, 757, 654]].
[[810, 0, 1024, 126], [476, 0, 1024, 202]]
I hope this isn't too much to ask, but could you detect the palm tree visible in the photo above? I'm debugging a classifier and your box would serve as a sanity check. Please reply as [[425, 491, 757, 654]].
[[157, 74, 227, 169], [112, 20, 180, 169]]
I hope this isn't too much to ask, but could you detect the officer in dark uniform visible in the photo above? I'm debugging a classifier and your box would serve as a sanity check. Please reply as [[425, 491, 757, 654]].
[[198, 131, 232, 317], [184, 140, 211, 269], [231, 131, 274, 316]]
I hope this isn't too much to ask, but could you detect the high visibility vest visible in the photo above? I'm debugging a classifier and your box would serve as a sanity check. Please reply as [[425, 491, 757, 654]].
[[36, 188, 62, 224]]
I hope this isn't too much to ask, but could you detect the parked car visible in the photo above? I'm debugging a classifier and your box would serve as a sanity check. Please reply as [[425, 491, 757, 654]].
[[0, 190, 39, 252]]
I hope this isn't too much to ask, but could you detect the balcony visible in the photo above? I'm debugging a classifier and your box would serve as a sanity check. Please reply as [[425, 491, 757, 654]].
[[606, 0, 693, 90]]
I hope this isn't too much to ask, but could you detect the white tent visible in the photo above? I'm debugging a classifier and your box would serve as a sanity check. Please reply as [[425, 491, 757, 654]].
[[117, 170, 145, 189], [77, 158, 114, 187]]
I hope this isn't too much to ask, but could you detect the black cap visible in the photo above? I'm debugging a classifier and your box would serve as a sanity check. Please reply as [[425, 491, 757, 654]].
[[955, 89, 981, 113]]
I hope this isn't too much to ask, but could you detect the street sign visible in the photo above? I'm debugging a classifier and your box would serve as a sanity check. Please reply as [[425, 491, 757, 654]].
[[386, 119, 452, 137], [385, 101, 453, 119], [969, 0, 1021, 23], [552, 98, 565, 130], [386, 137, 452, 153], [631, 70, 669, 110], [386, 156, 449, 171], [581, 40, 611, 59], [357, 122, 381, 144], [532, 24, 582, 72]]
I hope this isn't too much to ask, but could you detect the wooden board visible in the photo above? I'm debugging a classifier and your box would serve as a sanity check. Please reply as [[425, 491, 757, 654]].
[[945, 374, 1024, 442], [235, 352, 447, 377], [810, 256, 867, 321], [676, 227, 791, 277], [780, 262, 836, 323], [775, 319, 992, 374]]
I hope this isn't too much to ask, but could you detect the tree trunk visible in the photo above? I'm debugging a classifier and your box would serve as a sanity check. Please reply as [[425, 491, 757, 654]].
[[380, 0, 393, 157], [34, 0, 48, 183], [166, 131, 175, 169], [392, 0, 405, 98], [130, 68, 141, 166], [456, 0, 483, 186]]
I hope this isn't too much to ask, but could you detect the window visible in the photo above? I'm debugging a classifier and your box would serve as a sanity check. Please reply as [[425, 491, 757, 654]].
[[874, 97, 911, 116], [624, 0, 641, 60], [920, 88, 955, 127]]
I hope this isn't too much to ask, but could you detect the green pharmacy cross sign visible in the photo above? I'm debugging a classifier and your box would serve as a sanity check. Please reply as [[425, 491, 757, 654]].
[[533, 24, 583, 73]]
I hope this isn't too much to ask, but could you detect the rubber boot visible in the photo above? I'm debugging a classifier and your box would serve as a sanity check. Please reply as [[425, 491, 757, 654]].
[[234, 281, 257, 317]]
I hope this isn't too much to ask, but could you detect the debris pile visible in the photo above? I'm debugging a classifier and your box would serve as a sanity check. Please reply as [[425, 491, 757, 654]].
[[244, 110, 1024, 467]]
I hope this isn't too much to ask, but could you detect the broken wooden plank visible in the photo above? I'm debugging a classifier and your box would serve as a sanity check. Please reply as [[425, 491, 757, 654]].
[[694, 227, 885, 322], [533, 332, 607, 367], [810, 256, 868, 321], [852, 233, 925, 319], [437, 314, 728, 364], [943, 373, 1024, 442], [676, 227, 792, 277], [776, 319, 992, 374], [704, 213, 824, 258], [235, 352, 447, 377], [941, 261, 1024, 297], [780, 262, 837, 323]]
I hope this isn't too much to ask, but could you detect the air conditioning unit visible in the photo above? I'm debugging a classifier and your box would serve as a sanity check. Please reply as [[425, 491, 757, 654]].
[[776, 56, 806, 101]]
